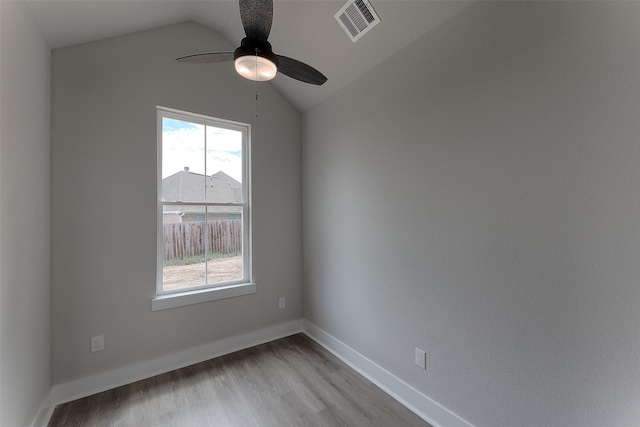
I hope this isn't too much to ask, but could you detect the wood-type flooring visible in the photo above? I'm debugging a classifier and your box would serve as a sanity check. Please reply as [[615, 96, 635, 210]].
[[48, 333, 432, 427]]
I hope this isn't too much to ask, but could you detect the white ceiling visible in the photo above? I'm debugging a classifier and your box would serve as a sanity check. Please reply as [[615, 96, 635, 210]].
[[25, 0, 472, 111]]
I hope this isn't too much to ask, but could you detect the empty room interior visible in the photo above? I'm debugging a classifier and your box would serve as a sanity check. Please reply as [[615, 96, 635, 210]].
[[1, 1, 640, 426]]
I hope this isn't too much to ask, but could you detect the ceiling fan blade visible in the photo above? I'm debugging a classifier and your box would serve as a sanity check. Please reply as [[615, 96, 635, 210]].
[[239, 0, 273, 41], [276, 55, 327, 86], [175, 52, 235, 64]]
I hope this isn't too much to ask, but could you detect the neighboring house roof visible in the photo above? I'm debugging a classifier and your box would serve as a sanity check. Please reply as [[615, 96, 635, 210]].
[[163, 169, 242, 204]]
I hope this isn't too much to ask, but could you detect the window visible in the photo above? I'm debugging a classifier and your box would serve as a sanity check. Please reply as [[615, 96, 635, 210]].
[[153, 107, 254, 311]]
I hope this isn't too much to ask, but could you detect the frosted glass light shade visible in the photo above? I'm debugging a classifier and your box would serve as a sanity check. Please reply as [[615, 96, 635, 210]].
[[234, 55, 277, 81]]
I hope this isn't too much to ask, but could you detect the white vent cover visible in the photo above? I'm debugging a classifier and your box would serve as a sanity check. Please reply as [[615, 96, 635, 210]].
[[335, 0, 380, 42]]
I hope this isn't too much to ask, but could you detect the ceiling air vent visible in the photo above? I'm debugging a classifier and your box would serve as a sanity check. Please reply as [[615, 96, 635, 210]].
[[335, 0, 381, 42]]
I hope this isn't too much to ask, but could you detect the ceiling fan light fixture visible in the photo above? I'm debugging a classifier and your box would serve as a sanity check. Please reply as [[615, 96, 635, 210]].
[[234, 55, 277, 81], [177, 0, 327, 86]]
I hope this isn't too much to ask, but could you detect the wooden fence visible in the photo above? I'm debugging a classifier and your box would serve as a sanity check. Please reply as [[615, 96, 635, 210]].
[[163, 220, 242, 261]]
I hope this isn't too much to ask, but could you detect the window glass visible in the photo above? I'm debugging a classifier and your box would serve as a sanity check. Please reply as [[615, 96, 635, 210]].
[[158, 109, 250, 295]]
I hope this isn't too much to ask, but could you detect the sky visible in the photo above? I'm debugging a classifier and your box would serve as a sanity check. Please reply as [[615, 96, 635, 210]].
[[162, 118, 243, 182]]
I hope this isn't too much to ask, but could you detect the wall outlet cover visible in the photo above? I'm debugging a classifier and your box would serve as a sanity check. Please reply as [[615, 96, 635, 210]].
[[415, 348, 426, 370], [91, 335, 104, 352]]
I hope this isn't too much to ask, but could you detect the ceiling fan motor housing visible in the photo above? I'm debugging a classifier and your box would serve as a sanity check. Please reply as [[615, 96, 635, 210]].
[[234, 37, 277, 65]]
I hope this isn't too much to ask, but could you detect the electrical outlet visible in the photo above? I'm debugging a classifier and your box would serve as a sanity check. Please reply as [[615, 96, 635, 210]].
[[415, 348, 426, 370], [91, 335, 104, 352], [279, 297, 286, 309]]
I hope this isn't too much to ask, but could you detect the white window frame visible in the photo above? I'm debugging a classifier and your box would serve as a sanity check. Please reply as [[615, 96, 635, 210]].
[[152, 106, 255, 311]]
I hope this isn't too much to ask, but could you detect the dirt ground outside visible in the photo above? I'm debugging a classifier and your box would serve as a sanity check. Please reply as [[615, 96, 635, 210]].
[[163, 255, 242, 291]]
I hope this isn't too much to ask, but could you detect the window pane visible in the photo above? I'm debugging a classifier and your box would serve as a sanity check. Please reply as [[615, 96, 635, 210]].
[[162, 117, 206, 202], [162, 205, 207, 291], [205, 209, 243, 286], [205, 126, 243, 203], [162, 205, 244, 291]]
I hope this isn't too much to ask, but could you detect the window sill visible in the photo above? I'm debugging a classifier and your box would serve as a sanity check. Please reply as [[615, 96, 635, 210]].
[[151, 282, 256, 311]]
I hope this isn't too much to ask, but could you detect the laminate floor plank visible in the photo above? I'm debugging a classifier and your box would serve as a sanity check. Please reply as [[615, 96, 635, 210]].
[[48, 334, 432, 427]]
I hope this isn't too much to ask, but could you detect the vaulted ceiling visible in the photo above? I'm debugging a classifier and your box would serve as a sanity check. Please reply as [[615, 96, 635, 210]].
[[26, 0, 472, 111]]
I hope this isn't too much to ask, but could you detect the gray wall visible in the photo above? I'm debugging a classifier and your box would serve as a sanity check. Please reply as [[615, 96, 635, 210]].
[[0, 1, 52, 426], [51, 22, 302, 384], [303, 2, 640, 426]]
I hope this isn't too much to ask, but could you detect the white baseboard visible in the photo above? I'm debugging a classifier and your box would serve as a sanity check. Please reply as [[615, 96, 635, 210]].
[[52, 319, 303, 406], [301, 319, 475, 427], [30, 389, 54, 427]]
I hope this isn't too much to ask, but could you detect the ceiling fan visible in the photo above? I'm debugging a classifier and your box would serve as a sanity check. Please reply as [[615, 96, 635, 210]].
[[176, 0, 327, 85]]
